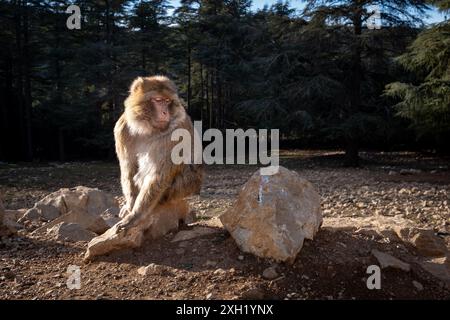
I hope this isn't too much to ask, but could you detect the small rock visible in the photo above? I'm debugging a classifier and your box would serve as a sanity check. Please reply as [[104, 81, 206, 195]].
[[412, 280, 424, 291], [411, 230, 448, 257], [175, 248, 185, 255], [214, 268, 226, 275], [262, 266, 278, 280], [172, 226, 219, 242], [371, 249, 411, 272], [137, 263, 171, 276], [419, 256, 450, 288], [240, 287, 265, 300], [400, 168, 421, 175], [178, 241, 189, 248], [204, 260, 217, 267], [238, 255, 244, 261]]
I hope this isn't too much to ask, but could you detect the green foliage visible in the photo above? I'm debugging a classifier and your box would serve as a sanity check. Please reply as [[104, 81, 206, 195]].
[[385, 21, 450, 140], [0, 0, 447, 161]]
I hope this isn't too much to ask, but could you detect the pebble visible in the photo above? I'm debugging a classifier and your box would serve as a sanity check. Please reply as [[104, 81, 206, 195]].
[[204, 260, 217, 267], [240, 288, 265, 300], [175, 248, 185, 255], [213, 268, 225, 275], [262, 266, 278, 280], [412, 280, 424, 291]]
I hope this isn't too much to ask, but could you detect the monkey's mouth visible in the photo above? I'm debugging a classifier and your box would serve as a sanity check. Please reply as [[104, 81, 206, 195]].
[[153, 120, 170, 130]]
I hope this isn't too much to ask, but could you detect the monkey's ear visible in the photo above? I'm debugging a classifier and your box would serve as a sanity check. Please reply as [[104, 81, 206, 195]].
[[130, 77, 145, 93]]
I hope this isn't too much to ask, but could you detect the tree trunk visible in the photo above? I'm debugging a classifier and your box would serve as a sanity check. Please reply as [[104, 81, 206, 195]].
[[205, 69, 210, 128], [210, 70, 214, 128], [344, 5, 363, 167], [187, 43, 191, 110], [23, 1, 33, 161], [58, 128, 65, 162], [344, 139, 359, 167], [200, 63, 204, 123], [0, 48, 14, 160]]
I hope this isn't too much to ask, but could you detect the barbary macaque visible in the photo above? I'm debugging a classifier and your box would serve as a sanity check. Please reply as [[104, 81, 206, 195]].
[[116, 75, 202, 218], [85, 76, 202, 260]]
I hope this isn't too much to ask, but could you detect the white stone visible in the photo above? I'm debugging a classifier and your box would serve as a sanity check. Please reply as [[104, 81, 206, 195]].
[[220, 166, 322, 263]]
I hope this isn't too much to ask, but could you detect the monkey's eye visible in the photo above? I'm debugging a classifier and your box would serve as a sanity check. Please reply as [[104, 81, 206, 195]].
[[151, 97, 172, 104]]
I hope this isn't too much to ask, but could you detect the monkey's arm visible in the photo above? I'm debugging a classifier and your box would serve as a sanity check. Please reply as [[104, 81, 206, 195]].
[[120, 162, 180, 228], [114, 116, 139, 212], [159, 114, 203, 202]]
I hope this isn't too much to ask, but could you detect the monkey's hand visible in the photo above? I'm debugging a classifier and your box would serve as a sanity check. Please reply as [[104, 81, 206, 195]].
[[119, 205, 131, 219]]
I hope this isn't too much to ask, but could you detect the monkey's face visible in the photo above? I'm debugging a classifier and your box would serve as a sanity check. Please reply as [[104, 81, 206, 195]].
[[125, 76, 184, 134], [147, 95, 172, 130]]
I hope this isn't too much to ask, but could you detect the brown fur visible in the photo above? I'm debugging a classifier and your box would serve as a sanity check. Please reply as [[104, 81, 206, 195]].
[[115, 76, 202, 229]]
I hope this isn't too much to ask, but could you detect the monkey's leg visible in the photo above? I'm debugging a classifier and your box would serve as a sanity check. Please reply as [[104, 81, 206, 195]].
[[161, 164, 202, 202]]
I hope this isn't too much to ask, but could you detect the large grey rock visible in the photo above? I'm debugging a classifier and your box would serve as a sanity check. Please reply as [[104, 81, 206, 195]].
[[220, 166, 322, 263], [46, 222, 97, 242], [19, 186, 119, 223], [21, 204, 60, 222], [100, 207, 121, 227], [32, 208, 109, 236]]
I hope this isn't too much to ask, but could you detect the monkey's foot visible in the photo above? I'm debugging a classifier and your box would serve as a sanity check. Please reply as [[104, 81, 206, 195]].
[[84, 223, 143, 262]]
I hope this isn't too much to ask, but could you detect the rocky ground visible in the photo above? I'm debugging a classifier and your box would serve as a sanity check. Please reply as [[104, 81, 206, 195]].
[[0, 150, 449, 300]]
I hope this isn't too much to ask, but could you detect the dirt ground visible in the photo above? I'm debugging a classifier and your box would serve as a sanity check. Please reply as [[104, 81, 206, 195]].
[[0, 150, 449, 300]]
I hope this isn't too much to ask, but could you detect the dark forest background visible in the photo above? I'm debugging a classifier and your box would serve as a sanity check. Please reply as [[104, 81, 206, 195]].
[[0, 0, 449, 166]]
